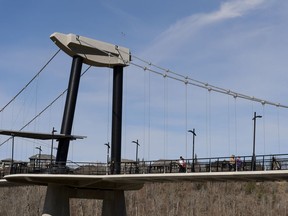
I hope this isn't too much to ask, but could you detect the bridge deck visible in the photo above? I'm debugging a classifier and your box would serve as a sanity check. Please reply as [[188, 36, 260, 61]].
[[2, 170, 288, 190]]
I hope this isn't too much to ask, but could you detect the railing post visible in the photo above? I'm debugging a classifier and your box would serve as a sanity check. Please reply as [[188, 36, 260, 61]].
[[209, 159, 211, 172]]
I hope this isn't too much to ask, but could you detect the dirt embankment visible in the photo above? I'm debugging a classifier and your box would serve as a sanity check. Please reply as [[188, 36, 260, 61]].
[[0, 181, 287, 216]]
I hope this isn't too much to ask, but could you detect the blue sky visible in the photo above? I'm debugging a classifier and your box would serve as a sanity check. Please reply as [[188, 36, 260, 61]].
[[0, 0, 288, 163]]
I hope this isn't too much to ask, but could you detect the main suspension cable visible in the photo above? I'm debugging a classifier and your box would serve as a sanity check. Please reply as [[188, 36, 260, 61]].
[[0, 49, 61, 113], [0, 65, 92, 147], [75, 37, 288, 109], [130, 60, 288, 109]]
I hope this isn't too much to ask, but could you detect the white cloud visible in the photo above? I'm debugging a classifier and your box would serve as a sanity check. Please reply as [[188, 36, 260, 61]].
[[141, 0, 267, 62]]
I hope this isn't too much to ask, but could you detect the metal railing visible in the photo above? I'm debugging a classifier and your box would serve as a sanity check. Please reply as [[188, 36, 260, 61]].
[[0, 153, 287, 178]]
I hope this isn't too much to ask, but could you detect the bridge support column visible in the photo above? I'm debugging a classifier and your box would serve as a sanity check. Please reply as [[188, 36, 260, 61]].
[[56, 55, 83, 165], [42, 185, 127, 216], [111, 66, 123, 174], [102, 190, 127, 216], [42, 184, 70, 216]]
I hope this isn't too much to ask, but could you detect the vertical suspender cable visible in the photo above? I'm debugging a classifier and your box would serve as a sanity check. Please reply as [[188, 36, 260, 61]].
[[123, 67, 127, 159], [166, 77, 169, 161], [234, 96, 238, 156], [208, 89, 211, 158], [34, 73, 39, 132], [107, 60, 112, 148], [205, 90, 208, 157], [33, 74, 40, 160], [277, 107, 280, 153], [227, 96, 231, 156], [205, 89, 212, 158], [262, 104, 266, 155], [143, 68, 147, 161], [107, 55, 113, 160], [148, 71, 151, 160], [144, 69, 151, 160], [163, 74, 167, 160], [185, 80, 188, 160]]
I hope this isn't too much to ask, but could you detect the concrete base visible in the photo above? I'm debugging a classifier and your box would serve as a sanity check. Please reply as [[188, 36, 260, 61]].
[[42, 184, 70, 216], [102, 190, 127, 216], [42, 184, 127, 216]]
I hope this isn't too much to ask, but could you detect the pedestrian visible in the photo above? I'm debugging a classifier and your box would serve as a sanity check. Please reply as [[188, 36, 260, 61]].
[[179, 156, 186, 173], [272, 156, 281, 170], [236, 156, 242, 171], [229, 155, 235, 171]]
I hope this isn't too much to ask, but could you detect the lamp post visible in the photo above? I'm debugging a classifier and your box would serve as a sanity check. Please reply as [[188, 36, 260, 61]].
[[50, 127, 57, 166], [252, 112, 262, 171], [132, 140, 140, 162], [36, 146, 42, 169], [104, 142, 110, 175], [188, 129, 197, 172]]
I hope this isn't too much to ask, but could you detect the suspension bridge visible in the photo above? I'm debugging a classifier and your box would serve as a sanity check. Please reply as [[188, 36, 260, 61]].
[[0, 32, 287, 215]]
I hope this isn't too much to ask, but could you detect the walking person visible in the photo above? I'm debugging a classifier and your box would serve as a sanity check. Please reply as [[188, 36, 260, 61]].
[[236, 156, 242, 171], [229, 155, 235, 171], [178, 156, 186, 173], [272, 156, 281, 170]]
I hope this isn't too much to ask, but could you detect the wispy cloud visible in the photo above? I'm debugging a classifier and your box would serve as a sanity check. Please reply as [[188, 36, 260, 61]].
[[141, 0, 267, 62]]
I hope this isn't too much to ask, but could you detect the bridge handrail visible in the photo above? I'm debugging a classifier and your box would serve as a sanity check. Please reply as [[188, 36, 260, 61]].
[[0, 153, 287, 177]]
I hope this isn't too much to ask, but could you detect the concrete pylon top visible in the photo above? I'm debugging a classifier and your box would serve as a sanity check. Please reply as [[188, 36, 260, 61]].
[[50, 32, 130, 67]]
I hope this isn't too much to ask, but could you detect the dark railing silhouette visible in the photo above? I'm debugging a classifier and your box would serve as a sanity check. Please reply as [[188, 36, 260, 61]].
[[0, 153, 287, 178]]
